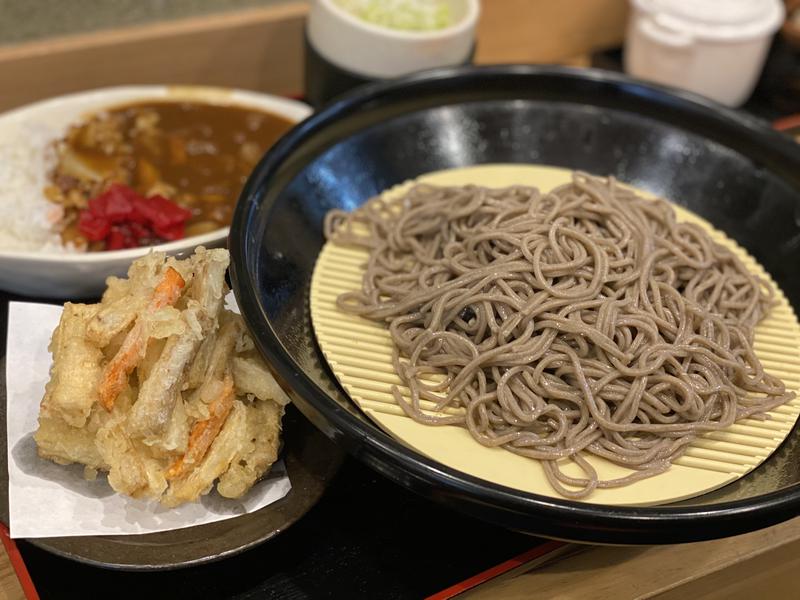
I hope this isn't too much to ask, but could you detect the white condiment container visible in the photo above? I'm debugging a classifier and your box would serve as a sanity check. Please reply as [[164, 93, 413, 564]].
[[624, 0, 785, 106], [308, 0, 480, 79]]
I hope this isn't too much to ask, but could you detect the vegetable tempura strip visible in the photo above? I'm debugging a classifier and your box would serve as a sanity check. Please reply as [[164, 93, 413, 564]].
[[128, 251, 229, 433], [127, 304, 206, 438], [185, 316, 239, 422], [43, 303, 104, 427], [185, 326, 218, 390], [188, 247, 230, 319], [86, 294, 147, 348], [162, 401, 247, 507], [151, 266, 186, 307], [231, 355, 291, 406], [217, 399, 282, 498], [202, 316, 240, 381], [166, 374, 235, 480], [98, 266, 185, 411], [97, 421, 167, 499], [35, 407, 108, 469]]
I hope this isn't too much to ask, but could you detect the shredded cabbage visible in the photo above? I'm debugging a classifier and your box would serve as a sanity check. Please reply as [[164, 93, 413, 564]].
[[334, 0, 453, 31]]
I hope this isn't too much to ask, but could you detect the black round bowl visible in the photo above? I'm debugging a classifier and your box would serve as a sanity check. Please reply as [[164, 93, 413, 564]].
[[230, 65, 800, 544]]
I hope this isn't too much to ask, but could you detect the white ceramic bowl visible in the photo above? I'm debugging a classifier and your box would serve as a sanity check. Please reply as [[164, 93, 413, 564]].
[[0, 86, 311, 299], [308, 0, 480, 79]]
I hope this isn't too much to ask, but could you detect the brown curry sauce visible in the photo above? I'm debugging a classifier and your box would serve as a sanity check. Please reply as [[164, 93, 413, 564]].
[[49, 100, 294, 250]]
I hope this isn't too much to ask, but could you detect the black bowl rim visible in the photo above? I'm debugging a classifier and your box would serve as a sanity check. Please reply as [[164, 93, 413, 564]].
[[230, 64, 800, 543]]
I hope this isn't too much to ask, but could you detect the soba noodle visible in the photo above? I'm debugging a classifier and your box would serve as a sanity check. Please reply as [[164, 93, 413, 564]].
[[323, 173, 793, 498]]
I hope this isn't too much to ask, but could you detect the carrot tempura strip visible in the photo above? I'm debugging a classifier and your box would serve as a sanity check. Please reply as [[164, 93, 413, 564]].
[[150, 266, 185, 309], [97, 325, 145, 411], [98, 267, 185, 411], [166, 375, 235, 480]]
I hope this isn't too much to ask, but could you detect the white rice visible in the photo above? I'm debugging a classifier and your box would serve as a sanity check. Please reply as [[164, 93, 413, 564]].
[[0, 122, 69, 253]]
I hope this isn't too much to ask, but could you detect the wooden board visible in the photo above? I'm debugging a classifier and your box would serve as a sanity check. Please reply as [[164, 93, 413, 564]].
[[0, 526, 33, 600], [463, 517, 800, 599], [0, 3, 308, 113], [0, 0, 628, 113], [476, 0, 629, 64]]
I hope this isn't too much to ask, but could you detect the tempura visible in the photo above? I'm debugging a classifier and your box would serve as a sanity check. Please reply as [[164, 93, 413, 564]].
[[34, 248, 289, 506]]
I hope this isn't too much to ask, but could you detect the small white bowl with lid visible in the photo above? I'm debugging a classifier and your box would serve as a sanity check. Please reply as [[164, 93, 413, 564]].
[[624, 0, 785, 106]]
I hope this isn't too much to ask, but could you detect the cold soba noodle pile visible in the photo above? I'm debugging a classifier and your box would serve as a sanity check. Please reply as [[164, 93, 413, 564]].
[[324, 173, 793, 498]]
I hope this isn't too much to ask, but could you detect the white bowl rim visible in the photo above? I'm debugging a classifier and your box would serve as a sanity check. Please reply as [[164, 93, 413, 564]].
[[318, 0, 481, 42], [0, 84, 311, 263], [0, 227, 231, 263]]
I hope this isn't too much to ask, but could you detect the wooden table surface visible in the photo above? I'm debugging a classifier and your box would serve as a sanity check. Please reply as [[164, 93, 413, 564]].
[[464, 517, 800, 599], [0, 527, 31, 599], [0, 555, 24, 600]]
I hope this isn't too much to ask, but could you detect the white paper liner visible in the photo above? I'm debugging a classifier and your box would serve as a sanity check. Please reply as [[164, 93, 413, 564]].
[[6, 299, 291, 538]]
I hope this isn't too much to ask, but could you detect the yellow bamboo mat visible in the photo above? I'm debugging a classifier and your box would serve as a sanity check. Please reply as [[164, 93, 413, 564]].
[[310, 165, 800, 505]]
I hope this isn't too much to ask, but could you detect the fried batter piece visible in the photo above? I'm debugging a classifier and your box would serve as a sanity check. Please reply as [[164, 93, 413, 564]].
[[33, 248, 286, 506]]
